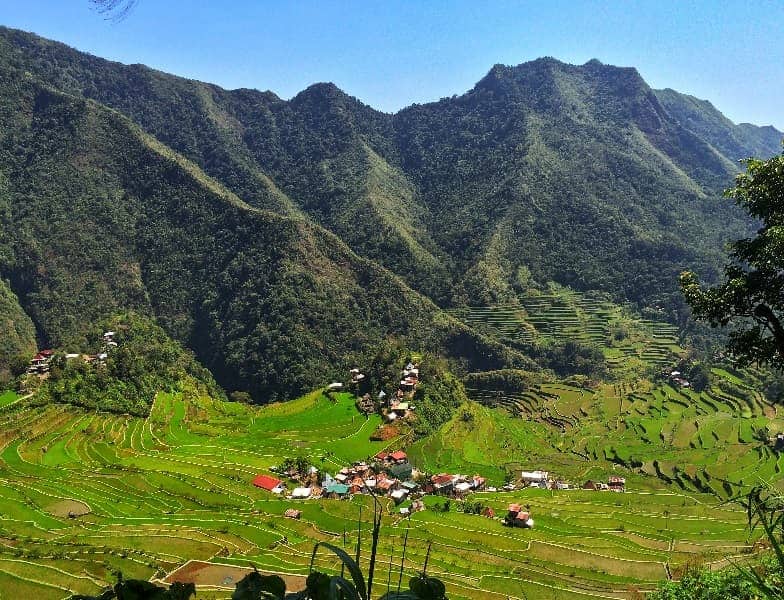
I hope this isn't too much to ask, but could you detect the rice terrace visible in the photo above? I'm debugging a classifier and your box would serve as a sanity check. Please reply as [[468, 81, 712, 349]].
[[1, 287, 782, 599], [1, 5, 784, 599]]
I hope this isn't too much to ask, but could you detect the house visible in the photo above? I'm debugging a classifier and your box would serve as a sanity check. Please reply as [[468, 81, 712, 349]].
[[521, 470, 549, 485], [775, 433, 784, 451], [454, 482, 472, 495], [504, 504, 534, 528], [390, 450, 408, 463], [291, 487, 312, 499], [253, 474, 285, 494], [356, 393, 374, 413], [327, 382, 343, 391], [376, 477, 397, 493], [608, 476, 626, 492], [103, 331, 116, 343], [582, 480, 598, 491], [401, 481, 419, 493], [388, 461, 413, 481], [28, 349, 55, 374], [431, 473, 456, 495], [471, 475, 486, 490], [284, 509, 302, 519], [390, 489, 408, 503]]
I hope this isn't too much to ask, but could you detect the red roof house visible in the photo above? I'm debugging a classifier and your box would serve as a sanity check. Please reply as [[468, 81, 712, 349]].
[[390, 450, 407, 462], [253, 474, 284, 492]]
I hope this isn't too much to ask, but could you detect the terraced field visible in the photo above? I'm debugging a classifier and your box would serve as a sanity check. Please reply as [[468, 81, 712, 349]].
[[448, 285, 685, 376], [0, 385, 772, 600], [456, 370, 784, 499]]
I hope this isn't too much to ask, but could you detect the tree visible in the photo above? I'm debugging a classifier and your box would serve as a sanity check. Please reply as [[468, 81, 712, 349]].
[[681, 150, 784, 369]]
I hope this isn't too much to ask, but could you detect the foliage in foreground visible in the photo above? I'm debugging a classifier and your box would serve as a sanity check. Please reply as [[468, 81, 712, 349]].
[[682, 149, 784, 371]]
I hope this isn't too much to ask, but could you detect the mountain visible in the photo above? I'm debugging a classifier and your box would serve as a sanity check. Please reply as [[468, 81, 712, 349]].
[[0, 26, 781, 401], [654, 87, 782, 161], [4, 29, 780, 318], [0, 55, 526, 402]]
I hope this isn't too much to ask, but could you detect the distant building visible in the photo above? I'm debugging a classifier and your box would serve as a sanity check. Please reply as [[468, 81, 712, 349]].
[[521, 470, 549, 484], [28, 349, 55, 374], [252, 474, 285, 494], [504, 504, 534, 528], [291, 487, 312, 499]]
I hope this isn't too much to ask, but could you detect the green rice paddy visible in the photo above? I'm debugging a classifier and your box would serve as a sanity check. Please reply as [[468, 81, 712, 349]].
[[0, 381, 777, 599], [0, 289, 781, 599]]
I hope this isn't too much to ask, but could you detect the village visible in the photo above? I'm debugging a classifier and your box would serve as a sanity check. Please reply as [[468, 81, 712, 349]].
[[252, 360, 629, 529], [26, 331, 119, 376]]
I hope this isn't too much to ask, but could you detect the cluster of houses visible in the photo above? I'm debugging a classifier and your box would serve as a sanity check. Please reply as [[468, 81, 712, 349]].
[[252, 448, 494, 513], [582, 476, 626, 492], [327, 361, 422, 424], [254, 450, 421, 506], [27, 331, 118, 375], [496, 471, 626, 493], [381, 361, 420, 423], [426, 472, 487, 496]]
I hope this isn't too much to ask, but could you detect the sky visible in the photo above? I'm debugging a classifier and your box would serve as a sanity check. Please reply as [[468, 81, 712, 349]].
[[3, 0, 783, 129]]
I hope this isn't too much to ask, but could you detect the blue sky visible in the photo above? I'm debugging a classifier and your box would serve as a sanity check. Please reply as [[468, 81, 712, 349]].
[[3, 1, 783, 129]]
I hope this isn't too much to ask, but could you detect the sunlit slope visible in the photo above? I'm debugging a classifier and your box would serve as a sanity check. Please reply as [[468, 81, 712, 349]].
[[0, 388, 768, 600]]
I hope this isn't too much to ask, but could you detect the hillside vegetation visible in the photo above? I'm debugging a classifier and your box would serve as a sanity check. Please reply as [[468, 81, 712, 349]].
[[0, 56, 525, 403], [1, 27, 780, 321], [0, 278, 36, 385], [0, 26, 782, 401]]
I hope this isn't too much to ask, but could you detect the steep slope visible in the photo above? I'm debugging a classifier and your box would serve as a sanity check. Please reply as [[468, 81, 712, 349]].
[[392, 59, 770, 310], [0, 65, 528, 402], [1, 26, 782, 322], [0, 278, 36, 384], [0, 27, 454, 304], [655, 88, 783, 161]]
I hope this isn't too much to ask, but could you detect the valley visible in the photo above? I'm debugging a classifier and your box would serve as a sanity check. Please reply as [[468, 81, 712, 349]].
[[0, 20, 782, 600], [0, 292, 782, 599]]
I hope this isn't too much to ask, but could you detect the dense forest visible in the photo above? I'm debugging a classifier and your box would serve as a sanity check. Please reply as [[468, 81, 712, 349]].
[[0, 25, 781, 402], [0, 51, 527, 403]]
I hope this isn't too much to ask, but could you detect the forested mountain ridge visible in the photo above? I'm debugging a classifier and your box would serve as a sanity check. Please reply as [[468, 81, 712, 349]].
[[0, 58, 529, 400], [3, 27, 780, 317], [0, 25, 782, 401]]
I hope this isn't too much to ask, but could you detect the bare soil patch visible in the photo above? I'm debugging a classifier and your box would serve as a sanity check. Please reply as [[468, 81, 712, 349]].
[[46, 499, 91, 518]]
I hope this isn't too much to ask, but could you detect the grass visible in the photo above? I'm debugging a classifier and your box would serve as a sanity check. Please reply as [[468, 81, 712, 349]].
[[0, 390, 18, 408]]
